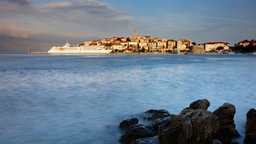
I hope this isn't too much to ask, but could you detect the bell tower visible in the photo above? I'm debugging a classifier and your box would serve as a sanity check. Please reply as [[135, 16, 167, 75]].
[[134, 29, 138, 38]]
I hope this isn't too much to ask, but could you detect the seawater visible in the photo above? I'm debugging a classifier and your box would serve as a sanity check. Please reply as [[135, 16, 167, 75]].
[[0, 53, 255, 144]]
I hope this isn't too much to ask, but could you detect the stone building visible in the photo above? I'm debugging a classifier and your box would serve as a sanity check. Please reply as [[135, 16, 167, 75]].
[[203, 42, 229, 52]]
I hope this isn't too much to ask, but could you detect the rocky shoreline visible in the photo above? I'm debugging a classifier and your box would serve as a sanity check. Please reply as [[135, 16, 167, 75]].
[[118, 99, 256, 144]]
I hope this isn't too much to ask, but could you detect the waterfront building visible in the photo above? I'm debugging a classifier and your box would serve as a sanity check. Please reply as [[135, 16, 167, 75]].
[[192, 45, 205, 54], [203, 42, 229, 52], [111, 43, 123, 50], [236, 40, 256, 47], [176, 39, 192, 52]]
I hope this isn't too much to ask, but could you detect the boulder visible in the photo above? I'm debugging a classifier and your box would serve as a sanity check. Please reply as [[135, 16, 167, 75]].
[[159, 110, 220, 144], [120, 118, 139, 130], [145, 109, 170, 121], [245, 109, 256, 134], [213, 103, 240, 143], [189, 99, 210, 110], [178, 110, 220, 144], [118, 99, 242, 144], [180, 99, 210, 115], [244, 108, 256, 144], [159, 115, 182, 144], [213, 103, 236, 126], [120, 125, 156, 144]]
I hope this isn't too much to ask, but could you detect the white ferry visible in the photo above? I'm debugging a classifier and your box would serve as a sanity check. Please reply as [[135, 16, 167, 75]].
[[47, 42, 112, 54]]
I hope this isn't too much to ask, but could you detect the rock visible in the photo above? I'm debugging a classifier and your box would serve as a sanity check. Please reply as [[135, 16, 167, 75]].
[[180, 99, 210, 115], [245, 109, 256, 134], [145, 109, 170, 121], [189, 99, 210, 110], [244, 133, 256, 144], [159, 110, 220, 144], [118, 99, 242, 144], [178, 110, 220, 144], [120, 118, 139, 130], [245, 109, 256, 144], [132, 136, 159, 144], [213, 103, 236, 126], [120, 125, 156, 144], [159, 115, 182, 144], [213, 103, 239, 144]]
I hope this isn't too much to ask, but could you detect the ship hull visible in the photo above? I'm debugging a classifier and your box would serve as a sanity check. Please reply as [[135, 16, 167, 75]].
[[47, 43, 112, 54]]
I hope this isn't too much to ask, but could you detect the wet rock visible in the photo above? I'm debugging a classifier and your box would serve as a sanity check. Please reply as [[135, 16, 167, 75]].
[[245, 108, 256, 144], [213, 103, 236, 126], [213, 103, 239, 144], [118, 99, 242, 144], [244, 133, 256, 144], [179, 110, 220, 144], [120, 125, 156, 144], [120, 118, 139, 130], [180, 99, 210, 115], [159, 110, 220, 144], [145, 109, 170, 121], [189, 99, 210, 110], [159, 115, 182, 144], [245, 109, 256, 134]]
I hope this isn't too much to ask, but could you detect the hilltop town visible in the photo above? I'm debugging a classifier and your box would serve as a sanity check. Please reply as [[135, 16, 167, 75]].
[[77, 30, 255, 54]]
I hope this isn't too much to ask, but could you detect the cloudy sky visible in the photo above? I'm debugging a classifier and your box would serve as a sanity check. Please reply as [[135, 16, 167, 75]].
[[0, 0, 256, 51]]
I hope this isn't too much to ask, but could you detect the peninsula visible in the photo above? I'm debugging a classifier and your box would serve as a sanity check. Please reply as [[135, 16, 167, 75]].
[[73, 30, 256, 54]]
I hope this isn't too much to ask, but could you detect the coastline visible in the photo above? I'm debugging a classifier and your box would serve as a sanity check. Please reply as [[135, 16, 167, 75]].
[[27, 51, 239, 55]]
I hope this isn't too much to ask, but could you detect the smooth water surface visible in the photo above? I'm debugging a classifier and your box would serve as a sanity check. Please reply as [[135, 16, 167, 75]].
[[0, 53, 255, 143]]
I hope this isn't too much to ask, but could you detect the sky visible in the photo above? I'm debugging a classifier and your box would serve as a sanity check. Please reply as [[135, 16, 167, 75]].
[[0, 0, 256, 51]]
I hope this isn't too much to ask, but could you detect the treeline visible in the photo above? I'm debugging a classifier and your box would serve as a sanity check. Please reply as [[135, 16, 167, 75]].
[[233, 40, 256, 53]]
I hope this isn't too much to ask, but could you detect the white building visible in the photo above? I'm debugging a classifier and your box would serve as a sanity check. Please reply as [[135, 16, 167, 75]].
[[204, 42, 229, 52]]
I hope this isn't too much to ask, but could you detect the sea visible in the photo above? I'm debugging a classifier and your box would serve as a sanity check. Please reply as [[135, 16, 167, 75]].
[[0, 53, 255, 144]]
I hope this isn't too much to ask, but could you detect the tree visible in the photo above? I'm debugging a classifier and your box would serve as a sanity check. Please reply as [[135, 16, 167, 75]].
[[105, 43, 112, 48], [192, 42, 197, 45], [216, 46, 224, 51], [126, 37, 131, 42], [116, 37, 121, 41]]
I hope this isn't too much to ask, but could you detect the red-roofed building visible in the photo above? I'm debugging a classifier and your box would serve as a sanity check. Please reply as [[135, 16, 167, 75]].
[[236, 40, 256, 47]]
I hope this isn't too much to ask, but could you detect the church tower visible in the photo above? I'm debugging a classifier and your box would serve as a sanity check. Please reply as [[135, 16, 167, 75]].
[[134, 29, 138, 38]]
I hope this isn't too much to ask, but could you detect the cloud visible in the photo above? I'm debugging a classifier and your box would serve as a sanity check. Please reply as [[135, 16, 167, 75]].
[[2, 0, 32, 5], [0, 0, 135, 51], [44, 1, 73, 9], [0, 0, 134, 42]]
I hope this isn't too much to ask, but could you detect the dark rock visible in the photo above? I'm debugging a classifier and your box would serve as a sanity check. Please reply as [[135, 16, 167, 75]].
[[120, 125, 155, 144], [132, 136, 159, 144], [120, 118, 139, 130], [151, 116, 171, 131], [245, 109, 256, 134], [118, 99, 242, 144], [178, 110, 220, 144], [145, 109, 170, 121], [159, 115, 182, 144], [213, 103, 236, 126], [244, 109, 256, 144], [244, 133, 256, 144], [213, 103, 239, 144], [159, 110, 220, 144], [189, 99, 210, 110], [180, 99, 210, 115], [214, 126, 238, 144]]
